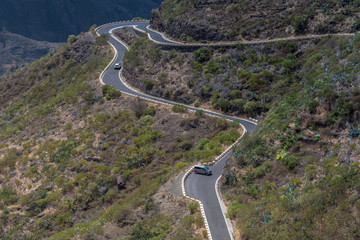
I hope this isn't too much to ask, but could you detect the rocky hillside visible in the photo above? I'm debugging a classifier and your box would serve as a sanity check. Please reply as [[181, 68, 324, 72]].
[[119, 27, 313, 119], [118, 14, 360, 240], [0, 29, 240, 240], [223, 34, 360, 240], [0, 0, 162, 42], [151, 0, 360, 42], [0, 29, 59, 76]]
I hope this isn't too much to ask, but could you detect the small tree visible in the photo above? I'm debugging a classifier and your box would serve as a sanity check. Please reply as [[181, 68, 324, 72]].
[[101, 85, 121, 100]]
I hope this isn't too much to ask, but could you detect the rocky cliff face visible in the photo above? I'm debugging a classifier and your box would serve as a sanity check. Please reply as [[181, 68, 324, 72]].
[[0, 0, 162, 42], [151, 0, 360, 42], [0, 29, 59, 75]]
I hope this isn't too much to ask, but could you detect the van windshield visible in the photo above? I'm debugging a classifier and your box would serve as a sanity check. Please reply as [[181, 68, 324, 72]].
[[203, 166, 210, 171]]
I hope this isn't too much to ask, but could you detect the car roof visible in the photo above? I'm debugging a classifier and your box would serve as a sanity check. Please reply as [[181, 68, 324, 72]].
[[195, 164, 207, 168]]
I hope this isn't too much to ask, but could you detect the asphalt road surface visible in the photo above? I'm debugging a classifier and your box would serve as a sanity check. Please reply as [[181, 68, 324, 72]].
[[97, 21, 257, 240]]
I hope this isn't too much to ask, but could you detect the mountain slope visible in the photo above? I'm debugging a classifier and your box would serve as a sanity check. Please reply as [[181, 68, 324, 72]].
[[0, 29, 59, 75], [0, 29, 238, 239], [0, 0, 162, 42], [223, 34, 360, 239], [151, 0, 360, 42], [113, 6, 360, 239]]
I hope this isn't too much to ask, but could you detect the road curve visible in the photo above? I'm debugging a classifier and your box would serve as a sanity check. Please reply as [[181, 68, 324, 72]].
[[97, 21, 257, 240]]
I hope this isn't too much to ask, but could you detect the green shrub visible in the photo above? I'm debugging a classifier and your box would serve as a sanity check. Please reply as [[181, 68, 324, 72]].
[[130, 216, 172, 240], [216, 117, 228, 130], [0, 185, 18, 205], [0, 143, 8, 149], [182, 215, 195, 229], [244, 101, 257, 114], [290, 14, 308, 34], [195, 110, 204, 117], [173, 162, 188, 172], [307, 99, 319, 113], [353, 19, 360, 31], [349, 126, 360, 138], [50, 139, 80, 163], [172, 104, 188, 113], [143, 79, 154, 90], [197, 138, 210, 150], [67, 35, 78, 44], [195, 213, 204, 228], [203, 59, 221, 75], [25, 165, 39, 179], [229, 89, 242, 99], [305, 164, 317, 181], [230, 121, 240, 129], [280, 153, 299, 170], [64, 122, 73, 131], [89, 24, 97, 35], [102, 84, 122, 100], [95, 34, 109, 46], [0, 148, 19, 172], [227, 201, 242, 219], [194, 101, 200, 107], [194, 47, 210, 63], [144, 106, 156, 117], [253, 160, 271, 178], [188, 201, 199, 214]]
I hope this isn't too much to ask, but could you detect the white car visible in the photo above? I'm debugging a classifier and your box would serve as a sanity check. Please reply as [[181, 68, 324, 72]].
[[114, 63, 121, 70]]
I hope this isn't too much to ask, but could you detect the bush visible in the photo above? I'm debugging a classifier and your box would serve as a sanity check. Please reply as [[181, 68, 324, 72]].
[[194, 47, 210, 63], [95, 34, 109, 46], [244, 101, 257, 114], [172, 104, 188, 113], [216, 117, 228, 130], [173, 162, 188, 172], [0, 148, 19, 172], [102, 84, 122, 100], [144, 106, 156, 117], [353, 19, 360, 31], [280, 153, 299, 170], [67, 35, 78, 44], [195, 214, 204, 228], [0, 185, 18, 205], [188, 201, 199, 214], [143, 79, 154, 90], [104, 189, 118, 203], [195, 110, 204, 117], [229, 89, 242, 99], [349, 126, 360, 138], [227, 201, 242, 219], [64, 122, 73, 131], [230, 121, 240, 129], [305, 164, 317, 181], [182, 215, 195, 228], [290, 14, 308, 34], [130, 216, 172, 240], [253, 160, 271, 178]]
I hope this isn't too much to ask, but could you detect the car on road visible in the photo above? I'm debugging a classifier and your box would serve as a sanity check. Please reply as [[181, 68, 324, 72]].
[[193, 164, 212, 175], [114, 63, 121, 70]]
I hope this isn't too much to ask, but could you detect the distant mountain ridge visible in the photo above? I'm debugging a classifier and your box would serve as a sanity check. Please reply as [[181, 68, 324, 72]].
[[0, 0, 162, 42], [0, 28, 59, 75]]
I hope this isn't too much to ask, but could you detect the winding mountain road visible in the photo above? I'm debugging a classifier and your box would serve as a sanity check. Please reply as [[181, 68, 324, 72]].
[[97, 21, 256, 240]]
